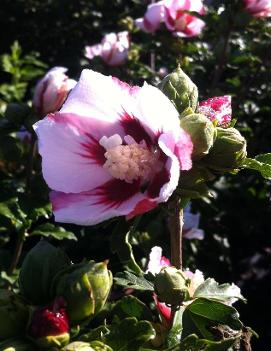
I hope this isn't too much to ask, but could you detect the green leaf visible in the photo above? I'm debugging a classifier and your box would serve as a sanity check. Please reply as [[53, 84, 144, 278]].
[[0, 198, 26, 230], [187, 298, 243, 331], [243, 156, 271, 180], [19, 241, 70, 305], [31, 223, 77, 241], [79, 326, 110, 343], [18, 194, 51, 222], [89, 340, 113, 351], [176, 334, 238, 351], [114, 271, 154, 291], [166, 306, 185, 348], [105, 318, 155, 351], [112, 295, 153, 321], [194, 278, 246, 304], [255, 153, 271, 164]]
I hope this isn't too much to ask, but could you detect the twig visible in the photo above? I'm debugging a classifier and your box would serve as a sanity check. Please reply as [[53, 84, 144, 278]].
[[168, 198, 183, 270], [8, 229, 26, 275]]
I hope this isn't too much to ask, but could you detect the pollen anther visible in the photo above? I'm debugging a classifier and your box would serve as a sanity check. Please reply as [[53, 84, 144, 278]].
[[103, 143, 159, 183]]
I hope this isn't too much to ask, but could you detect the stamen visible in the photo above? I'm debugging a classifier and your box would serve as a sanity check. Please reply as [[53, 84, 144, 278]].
[[99, 134, 122, 150], [103, 143, 160, 183]]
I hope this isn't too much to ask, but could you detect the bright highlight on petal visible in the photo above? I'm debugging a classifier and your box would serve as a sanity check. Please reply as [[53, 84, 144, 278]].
[[34, 69, 193, 225]]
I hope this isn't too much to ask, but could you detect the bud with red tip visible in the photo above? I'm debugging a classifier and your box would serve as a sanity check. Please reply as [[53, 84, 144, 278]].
[[28, 297, 70, 349]]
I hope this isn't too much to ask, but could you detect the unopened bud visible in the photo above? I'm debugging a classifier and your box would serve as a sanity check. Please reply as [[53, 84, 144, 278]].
[[201, 127, 247, 173], [180, 113, 216, 160], [28, 297, 70, 350], [53, 261, 113, 323], [158, 66, 198, 114], [154, 267, 190, 306]]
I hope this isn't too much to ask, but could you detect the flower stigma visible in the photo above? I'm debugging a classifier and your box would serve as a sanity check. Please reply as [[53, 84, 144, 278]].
[[99, 134, 161, 183]]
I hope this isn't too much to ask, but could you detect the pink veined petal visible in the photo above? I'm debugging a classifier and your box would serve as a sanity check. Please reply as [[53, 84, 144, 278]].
[[60, 69, 134, 124], [132, 83, 181, 137], [126, 199, 157, 220], [174, 129, 193, 171], [33, 113, 114, 193], [50, 179, 154, 225], [156, 132, 182, 202]]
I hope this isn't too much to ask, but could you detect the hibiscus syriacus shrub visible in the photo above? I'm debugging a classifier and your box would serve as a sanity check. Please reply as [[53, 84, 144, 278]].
[[0, 1, 271, 350]]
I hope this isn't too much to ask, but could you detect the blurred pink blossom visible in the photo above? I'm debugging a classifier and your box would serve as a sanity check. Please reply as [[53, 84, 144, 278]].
[[33, 67, 76, 118], [34, 70, 193, 225], [198, 96, 232, 127], [136, 0, 205, 37], [244, 0, 271, 17], [85, 32, 130, 66], [135, 1, 166, 33], [183, 203, 204, 240]]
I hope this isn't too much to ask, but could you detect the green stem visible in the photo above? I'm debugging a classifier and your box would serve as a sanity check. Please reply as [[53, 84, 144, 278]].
[[8, 229, 26, 275], [168, 198, 183, 270]]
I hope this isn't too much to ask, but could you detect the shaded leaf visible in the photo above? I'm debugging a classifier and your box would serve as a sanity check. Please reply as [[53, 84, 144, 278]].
[[177, 334, 238, 351], [187, 298, 243, 331], [110, 221, 143, 275], [105, 317, 155, 351], [112, 295, 153, 321], [114, 271, 154, 291], [31, 223, 77, 241], [243, 157, 271, 180]]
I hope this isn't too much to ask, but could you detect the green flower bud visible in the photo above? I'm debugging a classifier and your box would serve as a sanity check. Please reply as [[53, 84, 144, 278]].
[[154, 267, 190, 306], [158, 66, 198, 114], [180, 113, 216, 160], [0, 290, 30, 340], [201, 127, 247, 173], [53, 261, 113, 323], [19, 241, 70, 305], [61, 341, 95, 351]]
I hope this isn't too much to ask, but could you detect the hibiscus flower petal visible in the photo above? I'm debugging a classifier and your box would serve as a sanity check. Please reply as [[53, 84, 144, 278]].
[[34, 113, 113, 193], [133, 83, 181, 137], [60, 69, 133, 124], [50, 179, 151, 225]]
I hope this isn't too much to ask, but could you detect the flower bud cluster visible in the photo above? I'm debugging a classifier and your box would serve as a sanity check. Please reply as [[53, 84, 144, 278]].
[[159, 66, 247, 196]]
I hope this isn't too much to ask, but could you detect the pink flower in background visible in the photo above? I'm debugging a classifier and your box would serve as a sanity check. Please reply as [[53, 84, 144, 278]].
[[198, 96, 232, 127], [34, 70, 193, 225], [164, 0, 205, 37], [244, 0, 271, 17], [33, 67, 76, 118], [85, 32, 130, 66], [135, 1, 166, 33], [183, 203, 204, 240], [136, 0, 205, 37]]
